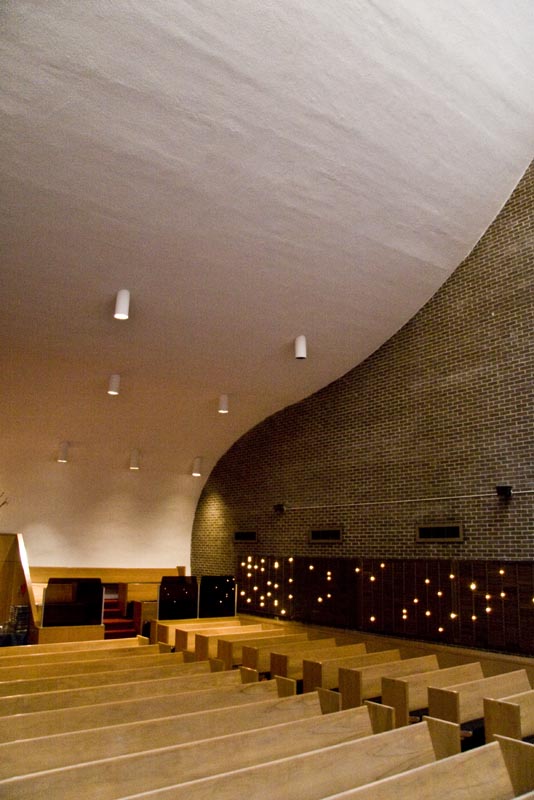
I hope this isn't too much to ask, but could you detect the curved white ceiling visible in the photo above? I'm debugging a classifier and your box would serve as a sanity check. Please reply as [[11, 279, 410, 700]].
[[1, 1, 533, 480]]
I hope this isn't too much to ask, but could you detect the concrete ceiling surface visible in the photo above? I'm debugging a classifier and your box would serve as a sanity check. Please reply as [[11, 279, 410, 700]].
[[1, 1, 533, 480]]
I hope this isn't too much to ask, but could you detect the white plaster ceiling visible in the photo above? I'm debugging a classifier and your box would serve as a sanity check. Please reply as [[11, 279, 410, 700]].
[[1, 1, 533, 480]]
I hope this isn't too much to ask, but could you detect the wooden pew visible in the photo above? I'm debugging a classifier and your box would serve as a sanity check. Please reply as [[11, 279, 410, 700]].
[[302, 648, 401, 693], [271, 642, 367, 680], [0, 650, 191, 683], [217, 632, 310, 670], [485, 688, 534, 742], [320, 735, 534, 800], [0, 691, 328, 778], [338, 654, 441, 709], [157, 618, 245, 646], [0, 642, 167, 668], [0, 675, 293, 742], [85, 717, 460, 800], [150, 616, 241, 644], [0, 703, 396, 797], [0, 654, 223, 697], [0, 635, 149, 657], [242, 637, 336, 673], [428, 669, 532, 730], [174, 621, 256, 651], [195, 626, 285, 661], [0, 660, 232, 716], [381, 661, 484, 727]]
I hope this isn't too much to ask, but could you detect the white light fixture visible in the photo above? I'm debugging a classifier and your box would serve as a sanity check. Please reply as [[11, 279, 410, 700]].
[[114, 289, 130, 320], [108, 373, 120, 395], [129, 449, 140, 470], [295, 334, 307, 359], [192, 457, 202, 477], [57, 441, 69, 463], [218, 394, 229, 414]]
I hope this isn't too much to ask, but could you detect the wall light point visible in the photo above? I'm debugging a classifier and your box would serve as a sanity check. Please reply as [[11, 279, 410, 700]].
[[192, 457, 202, 477], [218, 394, 229, 414], [57, 441, 69, 463], [129, 448, 140, 470], [108, 373, 121, 395], [295, 334, 307, 359], [114, 289, 130, 320]]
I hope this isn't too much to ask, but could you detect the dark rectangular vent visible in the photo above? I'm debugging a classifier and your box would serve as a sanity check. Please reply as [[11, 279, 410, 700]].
[[416, 522, 464, 543], [233, 531, 257, 542], [309, 528, 343, 543]]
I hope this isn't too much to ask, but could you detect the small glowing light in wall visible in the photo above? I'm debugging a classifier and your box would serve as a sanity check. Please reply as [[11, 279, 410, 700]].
[[240, 590, 246, 596], [274, 599, 279, 607], [260, 567, 265, 572], [309, 565, 314, 570], [402, 608, 407, 614], [471, 614, 477, 621], [437, 591, 443, 597], [267, 580, 272, 586], [485, 594, 491, 600], [326, 593, 331, 598], [402, 614, 408, 620], [317, 597, 323, 603], [247, 556, 252, 562], [129, 449, 140, 470], [218, 394, 229, 414], [241, 562, 246, 567], [438, 626, 444, 633], [469, 582, 477, 591], [380, 563, 385, 569], [369, 616, 376, 622], [327, 576, 332, 581], [246, 598, 252, 604], [253, 586, 258, 591], [425, 578, 430, 585], [288, 594, 293, 600], [370, 575, 376, 582], [425, 610, 431, 617], [288, 557, 294, 563], [192, 457, 202, 477], [114, 289, 130, 320], [295, 334, 307, 359], [266, 591, 272, 597], [260, 595, 265, 601], [288, 578, 294, 583], [449, 574, 455, 580], [261, 558, 265, 564], [355, 567, 361, 573], [499, 568, 505, 575], [274, 561, 279, 569], [247, 572, 252, 578], [532, 597, 534, 604], [281, 609, 286, 615], [274, 583, 279, 589], [57, 441, 69, 463], [450, 612, 457, 619], [413, 598, 419, 604], [108, 373, 121, 395], [326, 571, 332, 576], [486, 606, 492, 613], [500, 591, 506, 598], [260, 602, 265, 607]]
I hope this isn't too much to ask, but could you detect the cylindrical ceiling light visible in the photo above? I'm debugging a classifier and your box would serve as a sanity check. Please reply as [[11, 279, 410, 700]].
[[114, 289, 130, 320], [57, 441, 69, 463], [192, 457, 202, 477], [129, 449, 140, 470], [295, 334, 307, 359], [108, 373, 121, 395], [218, 394, 229, 414]]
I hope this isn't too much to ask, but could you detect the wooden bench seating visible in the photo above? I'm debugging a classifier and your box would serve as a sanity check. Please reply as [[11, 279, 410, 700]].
[[195, 626, 286, 661], [0, 690, 329, 778], [338, 654, 441, 709], [320, 735, 534, 800], [0, 642, 167, 668], [0, 653, 223, 697], [0, 650, 193, 684], [242, 636, 337, 672], [428, 669, 532, 731], [151, 616, 244, 645], [217, 632, 311, 670], [0, 635, 149, 657], [0, 702, 395, 797], [92, 717, 460, 800], [0, 674, 294, 742], [157, 619, 249, 647], [174, 621, 261, 651], [302, 648, 401, 693], [382, 661, 484, 727], [270, 642, 369, 680], [485, 689, 534, 743]]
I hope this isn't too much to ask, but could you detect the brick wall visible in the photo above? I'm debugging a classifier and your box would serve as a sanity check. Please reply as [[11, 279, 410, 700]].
[[192, 162, 534, 576]]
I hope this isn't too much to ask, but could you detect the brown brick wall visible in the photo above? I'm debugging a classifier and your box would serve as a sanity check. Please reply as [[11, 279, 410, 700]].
[[192, 162, 534, 576]]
